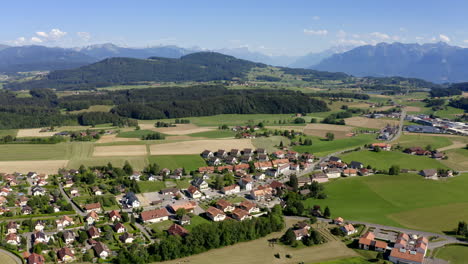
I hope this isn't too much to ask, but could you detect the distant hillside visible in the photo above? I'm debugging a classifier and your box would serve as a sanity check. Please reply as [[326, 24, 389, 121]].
[[0, 45, 96, 73], [289, 46, 354, 68], [76, 43, 195, 60], [0, 44, 10, 51], [5, 52, 267, 90], [313, 42, 468, 83]]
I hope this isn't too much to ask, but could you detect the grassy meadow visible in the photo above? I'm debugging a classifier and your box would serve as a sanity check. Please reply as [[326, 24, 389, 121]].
[[305, 173, 468, 233], [434, 244, 468, 264], [340, 150, 450, 170], [293, 134, 376, 156], [394, 134, 454, 149], [117, 129, 159, 138], [148, 155, 206, 171], [188, 129, 236, 138]]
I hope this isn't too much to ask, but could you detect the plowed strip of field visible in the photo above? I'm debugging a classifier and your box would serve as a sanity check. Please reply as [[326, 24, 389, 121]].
[[139, 123, 216, 135], [345, 116, 400, 129], [16, 128, 56, 138], [0, 160, 69, 174], [93, 145, 147, 156]]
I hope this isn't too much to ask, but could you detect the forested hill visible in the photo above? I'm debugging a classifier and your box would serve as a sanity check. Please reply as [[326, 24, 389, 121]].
[[5, 52, 267, 90]]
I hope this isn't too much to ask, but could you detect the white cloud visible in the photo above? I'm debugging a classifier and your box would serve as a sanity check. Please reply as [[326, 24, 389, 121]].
[[336, 38, 367, 46], [12, 37, 26, 45], [463, 40, 468, 43], [30, 37, 43, 43], [370, 32, 390, 40], [303, 29, 328, 36], [399, 27, 407, 32], [439, 34, 450, 42], [336, 29, 347, 39], [76, 32, 91, 41], [48, 28, 67, 40], [36, 31, 48, 38], [312, 16, 320, 21]]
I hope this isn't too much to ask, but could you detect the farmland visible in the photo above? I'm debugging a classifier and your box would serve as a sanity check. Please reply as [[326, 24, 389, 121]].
[[149, 139, 255, 155], [434, 244, 468, 264], [117, 129, 159, 138], [340, 150, 450, 170], [305, 173, 468, 233], [394, 134, 454, 149], [148, 155, 206, 171], [293, 134, 376, 157]]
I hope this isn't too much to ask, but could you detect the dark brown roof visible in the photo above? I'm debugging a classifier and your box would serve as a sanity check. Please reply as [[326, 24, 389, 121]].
[[141, 208, 169, 221], [57, 247, 74, 260], [167, 224, 189, 236]]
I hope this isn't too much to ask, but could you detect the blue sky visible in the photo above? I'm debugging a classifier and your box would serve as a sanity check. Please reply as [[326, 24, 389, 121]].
[[2, 0, 468, 55]]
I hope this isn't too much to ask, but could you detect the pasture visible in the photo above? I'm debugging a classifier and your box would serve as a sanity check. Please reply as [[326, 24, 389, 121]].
[[93, 145, 148, 156], [0, 129, 18, 137], [117, 129, 158, 138], [340, 150, 450, 170], [441, 148, 468, 171], [316, 257, 372, 264], [434, 244, 468, 264], [148, 155, 206, 171], [187, 129, 236, 138], [305, 173, 468, 233], [252, 136, 291, 153], [0, 144, 68, 160], [394, 134, 454, 149], [293, 134, 376, 157], [149, 139, 255, 155]]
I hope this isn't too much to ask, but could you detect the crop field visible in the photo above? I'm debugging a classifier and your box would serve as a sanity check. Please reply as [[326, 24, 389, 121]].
[[252, 136, 291, 153], [344, 117, 400, 129], [96, 134, 140, 143], [0, 129, 18, 137], [0, 160, 69, 174], [148, 155, 206, 171], [434, 244, 468, 264], [187, 129, 236, 138], [149, 139, 255, 155], [117, 129, 158, 138], [293, 134, 376, 157], [305, 173, 468, 233], [138, 123, 216, 135], [394, 134, 454, 149], [16, 128, 57, 137], [303, 124, 354, 139], [93, 145, 148, 156], [0, 144, 69, 160], [316, 257, 372, 264], [340, 150, 450, 170]]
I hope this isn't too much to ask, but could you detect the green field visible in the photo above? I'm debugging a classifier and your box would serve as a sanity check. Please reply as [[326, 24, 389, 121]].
[[340, 150, 450, 170], [68, 105, 113, 114], [252, 136, 291, 153], [293, 134, 376, 157], [434, 244, 468, 264], [117, 129, 159, 138], [137, 181, 166, 193], [315, 257, 373, 264], [0, 143, 69, 161], [434, 106, 465, 119], [395, 134, 454, 149], [305, 173, 468, 233], [441, 148, 468, 171], [148, 155, 206, 171], [0, 129, 18, 137], [188, 130, 236, 138]]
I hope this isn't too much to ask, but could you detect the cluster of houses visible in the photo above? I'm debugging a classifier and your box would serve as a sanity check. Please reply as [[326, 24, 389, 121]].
[[206, 199, 260, 222], [333, 217, 358, 236], [403, 146, 446, 160], [200, 148, 314, 177], [318, 156, 372, 178], [358, 231, 428, 264], [406, 114, 468, 136], [378, 124, 399, 141]]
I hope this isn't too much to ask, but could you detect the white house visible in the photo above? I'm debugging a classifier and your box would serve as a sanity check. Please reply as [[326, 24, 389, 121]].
[[141, 208, 169, 223], [206, 206, 226, 222]]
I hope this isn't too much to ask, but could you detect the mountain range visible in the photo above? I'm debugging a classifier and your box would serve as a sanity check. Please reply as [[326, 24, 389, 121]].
[[1, 42, 468, 83], [313, 42, 468, 83]]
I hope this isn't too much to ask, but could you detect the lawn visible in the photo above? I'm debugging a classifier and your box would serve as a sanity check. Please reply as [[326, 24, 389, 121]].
[[148, 155, 206, 171], [434, 244, 468, 264], [434, 106, 465, 120], [0, 250, 20, 264], [185, 215, 211, 231], [137, 181, 166, 193], [252, 136, 291, 153], [340, 150, 450, 170], [188, 130, 236, 138], [117, 129, 160, 138], [315, 257, 373, 264], [149, 220, 173, 233], [305, 173, 468, 233], [293, 134, 376, 157], [394, 134, 453, 149]]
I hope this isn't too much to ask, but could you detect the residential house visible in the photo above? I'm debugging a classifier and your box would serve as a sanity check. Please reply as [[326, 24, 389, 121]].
[[340, 224, 357, 236], [33, 231, 49, 244], [186, 185, 202, 199], [217, 165, 234, 172], [222, 184, 240, 195], [239, 200, 260, 213], [169, 201, 197, 213], [160, 168, 171, 176], [254, 161, 273, 171], [230, 149, 241, 157], [272, 150, 285, 159], [92, 186, 102, 195], [333, 217, 344, 225], [293, 228, 309, 240], [243, 148, 253, 156], [301, 153, 315, 163], [86, 211, 100, 225], [286, 150, 299, 160], [70, 188, 79, 197], [64, 180, 74, 188], [114, 222, 126, 233], [27, 253, 45, 264], [109, 210, 121, 222], [57, 247, 74, 263], [119, 232, 134, 244], [254, 172, 265, 180], [326, 168, 342, 178], [290, 163, 300, 171], [198, 167, 215, 174], [297, 176, 312, 187], [7, 222, 19, 234], [371, 143, 392, 151], [129, 171, 142, 181], [17, 196, 29, 207], [192, 178, 209, 191], [349, 161, 363, 169], [201, 150, 214, 159], [238, 177, 253, 191], [87, 226, 101, 239], [216, 199, 235, 212], [167, 224, 190, 237], [56, 216, 74, 230], [206, 206, 226, 222], [358, 232, 387, 252], [277, 163, 290, 174], [140, 208, 170, 223], [240, 155, 252, 163], [84, 202, 102, 213], [63, 230, 75, 244], [271, 158, 290, 167], [329, 156, 341, 163], [209, 157, 222, 166], [250, 185, 273, 200], [122, 192, 140, 208], [420, 169, 438, 179], [6, 233, 20, 245], [389, 248, 424, 264], [225, 156, 238, 165], [342, 168, 358, 177], [32, 186, 46, 196], [256, 148, 267, 155], [160, 187, 179, 196], [216, 149, 228, 158], [22, 206, 32, 215], [93, 241, 110, 259], [234, 163, 250, 172], [34, 220, 45, 231], [258, 154, 269, 162], [179, 215, 191, 225], [312, 172, 329, 183], [431, 152, 445, 160], [232, 208, 251, 221]]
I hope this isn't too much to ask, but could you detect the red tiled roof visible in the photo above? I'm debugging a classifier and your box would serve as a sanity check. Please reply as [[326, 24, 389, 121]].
[[389, 248, 424, 263], [167, 224, 189, 236], [84, 202, 101, 210], [140, 208, 169, 221]]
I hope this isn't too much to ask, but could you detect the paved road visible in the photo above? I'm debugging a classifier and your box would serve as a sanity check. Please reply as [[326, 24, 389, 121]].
[[135, 223, 154, 243], [389, 108, 406, 143], [0, 248, 22, 264], [58, 183, 86, 217], [285, 216, 467, 250]]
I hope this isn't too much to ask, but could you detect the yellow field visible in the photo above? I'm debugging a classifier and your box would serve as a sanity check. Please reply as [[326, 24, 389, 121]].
[[303, 124, 354, 139], [344, 116, 400, 129], [93, 145, 148, 156], [139, 123, 216, 135], [0, 160, 69, 174], [96, 134, 141, 143], [16, 128, 56, 138], [150, 139, 255, 155]]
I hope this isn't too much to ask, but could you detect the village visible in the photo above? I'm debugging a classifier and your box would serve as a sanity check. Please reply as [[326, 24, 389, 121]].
[[0, 133, 460, 264]]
